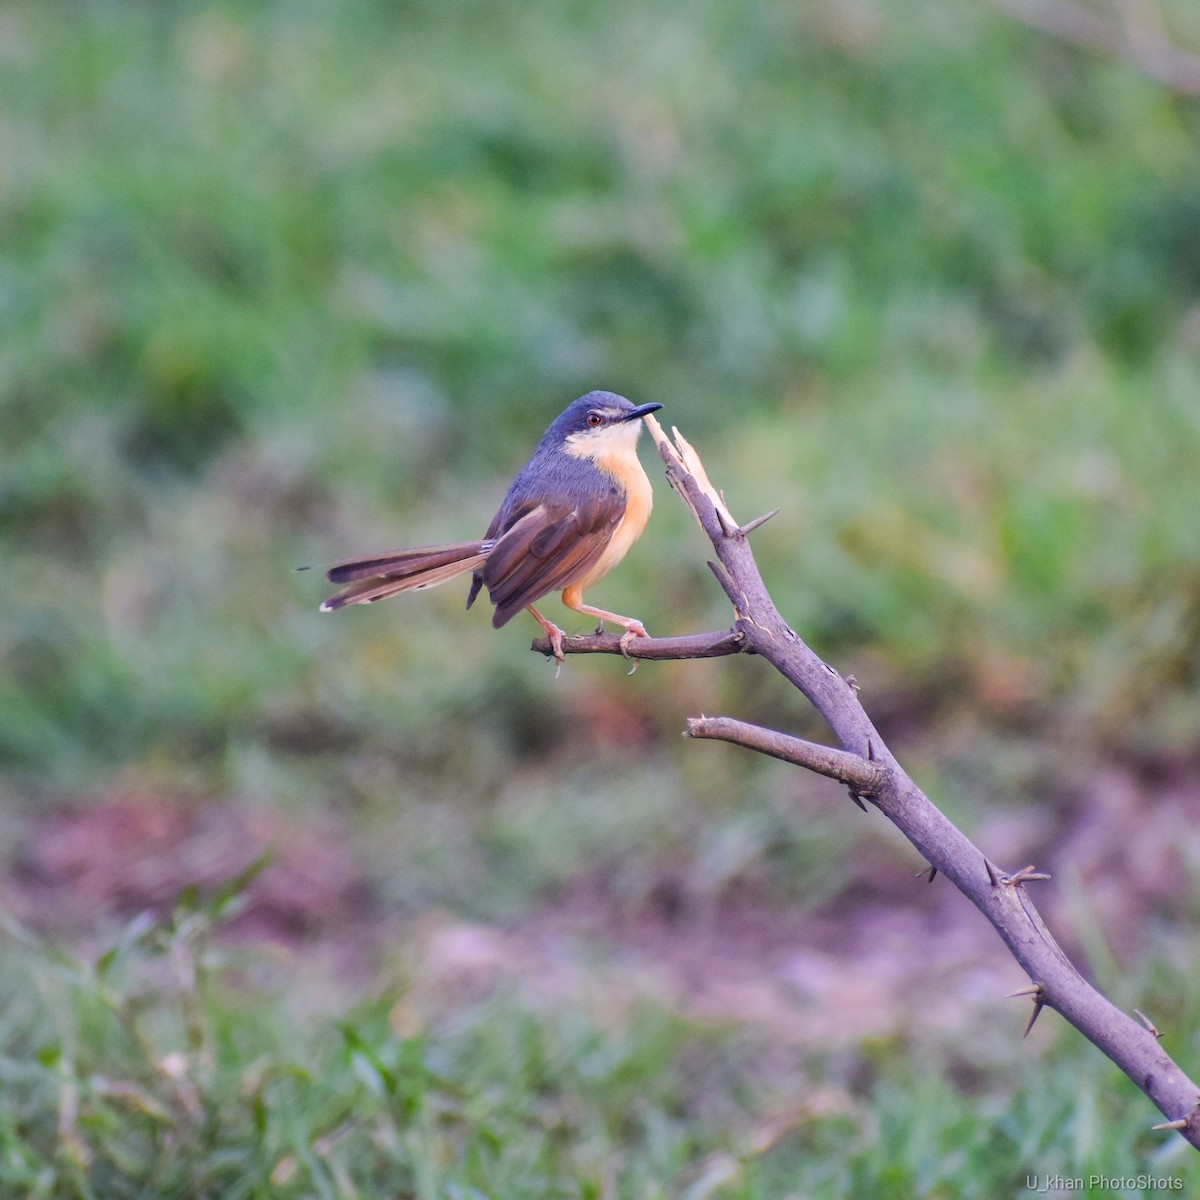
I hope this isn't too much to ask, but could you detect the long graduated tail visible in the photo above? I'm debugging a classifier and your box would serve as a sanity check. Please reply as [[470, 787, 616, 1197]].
[[320, 541, 492, 611]]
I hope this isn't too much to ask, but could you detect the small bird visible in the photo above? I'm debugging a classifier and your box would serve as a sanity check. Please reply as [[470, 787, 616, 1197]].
[[320, 392, 664, 666]]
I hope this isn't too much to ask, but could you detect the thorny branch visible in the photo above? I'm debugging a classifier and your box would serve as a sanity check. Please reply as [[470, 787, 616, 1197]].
[[684, 715, 888, 796], [532, 628, 748, 661], [531, 415, 1200, 1150]]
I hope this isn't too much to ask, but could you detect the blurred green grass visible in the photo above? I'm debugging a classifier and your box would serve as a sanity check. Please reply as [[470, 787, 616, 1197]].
[[1, 889, 1196, 1197], [3, 0, 1200, 1192], [4, 0, 1199, 788]]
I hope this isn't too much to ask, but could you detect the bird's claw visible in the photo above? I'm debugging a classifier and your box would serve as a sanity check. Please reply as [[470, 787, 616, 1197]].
[[619, 625, 648, 676], [548, 625, 566, 678]]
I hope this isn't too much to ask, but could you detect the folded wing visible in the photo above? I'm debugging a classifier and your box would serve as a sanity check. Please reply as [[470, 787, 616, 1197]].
[[484, 497, 623, 628]]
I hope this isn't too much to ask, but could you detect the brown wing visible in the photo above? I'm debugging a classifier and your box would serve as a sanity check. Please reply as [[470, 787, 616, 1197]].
[[466, 504, 514, 610], [484, 495, 623, 628]]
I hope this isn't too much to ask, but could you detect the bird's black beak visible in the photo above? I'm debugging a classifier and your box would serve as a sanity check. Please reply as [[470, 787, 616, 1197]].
[[622, 402, 664, 422]]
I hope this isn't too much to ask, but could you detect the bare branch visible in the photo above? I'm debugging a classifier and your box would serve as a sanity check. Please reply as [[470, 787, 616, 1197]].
[[685, 715, 888, 795], [531, 628, 748, 661], [540, 417, 1200, 1149]]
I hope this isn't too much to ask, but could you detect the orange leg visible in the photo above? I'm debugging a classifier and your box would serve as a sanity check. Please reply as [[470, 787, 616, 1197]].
[[560, 585, 649, 672], [526, 604, 568, 674]]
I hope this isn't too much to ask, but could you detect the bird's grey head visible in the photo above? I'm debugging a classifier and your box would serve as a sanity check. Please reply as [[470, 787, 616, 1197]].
[[544, 392, 663, 445]]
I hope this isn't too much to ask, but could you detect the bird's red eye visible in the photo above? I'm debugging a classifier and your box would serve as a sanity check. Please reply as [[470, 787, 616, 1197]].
[[586, 412, 603, 427]]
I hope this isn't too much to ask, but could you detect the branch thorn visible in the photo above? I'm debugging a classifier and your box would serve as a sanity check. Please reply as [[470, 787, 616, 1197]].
[[984, 858, 1000, 886], [847, 790, 868, 813], [1004, 865, 1051, 886], [915, 864, 938, 883], [707, 559, 736, 593], [1152, 1118, 1189, 1132], [1023, 996, 1047, 1038], [737, 507, 780, 537], [1008, 984, 1043, 999], [1006, 982, 1047, 1037], [1135, 1009, 1164, 1039]]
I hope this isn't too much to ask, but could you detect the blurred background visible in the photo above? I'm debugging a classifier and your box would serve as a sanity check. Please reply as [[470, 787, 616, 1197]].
[[2, 0, 1200, 1193]]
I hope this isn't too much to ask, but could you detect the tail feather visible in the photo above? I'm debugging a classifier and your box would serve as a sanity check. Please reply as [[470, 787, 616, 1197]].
[[321, 542, 491, 612], [326, 541, 492, 585]]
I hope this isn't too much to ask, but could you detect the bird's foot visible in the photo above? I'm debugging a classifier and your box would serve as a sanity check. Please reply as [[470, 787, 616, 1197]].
[[547, 623, 567, 678], [618, 623, 648, 676]]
